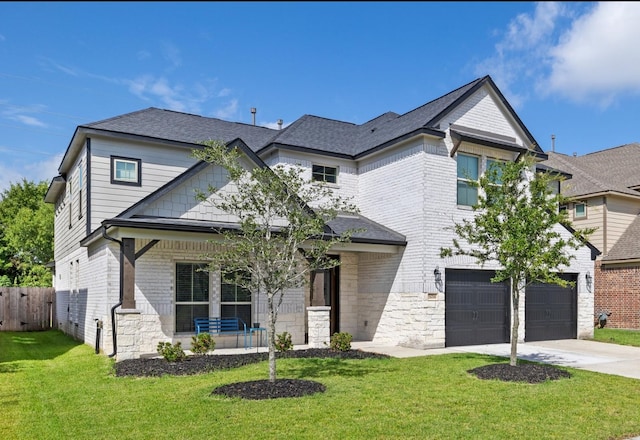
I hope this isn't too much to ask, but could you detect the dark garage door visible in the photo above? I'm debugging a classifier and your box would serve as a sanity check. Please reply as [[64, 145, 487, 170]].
[[445, 269, 510, 347], [525, 273, 577, 342]]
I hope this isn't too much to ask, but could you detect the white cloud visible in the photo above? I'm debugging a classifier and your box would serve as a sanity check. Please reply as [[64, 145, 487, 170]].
[[0, 153, 62, 193], [214, 99, 239, 120], [262, 120, 290, 130], [217, 88, 232, 98], [475, 2, 571, 108], [544, 2, 640, 106], [162, 42, 182, 69], [12, 114, 47, 128], [478, 2, 640, 109]]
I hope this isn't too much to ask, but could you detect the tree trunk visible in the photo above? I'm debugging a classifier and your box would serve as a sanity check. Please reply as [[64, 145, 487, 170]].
[[267, 295, 277, 382], [510, 279, 520, 366]]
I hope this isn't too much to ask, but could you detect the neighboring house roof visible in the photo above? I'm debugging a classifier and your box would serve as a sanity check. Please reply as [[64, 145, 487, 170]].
[[543, 145, 640, 199], [602, 214, 640, 262]]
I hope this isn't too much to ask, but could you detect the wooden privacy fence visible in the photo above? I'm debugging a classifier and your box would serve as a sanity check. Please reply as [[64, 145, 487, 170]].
[[0, 287, 56, 331]]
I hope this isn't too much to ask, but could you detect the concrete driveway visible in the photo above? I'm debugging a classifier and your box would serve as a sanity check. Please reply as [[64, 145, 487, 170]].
[[352, 339, 640, 380]]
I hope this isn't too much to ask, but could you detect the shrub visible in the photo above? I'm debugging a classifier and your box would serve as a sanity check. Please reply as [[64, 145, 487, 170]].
[[275, 331, 293, 352], [157, 341, 186, 362], [191, 333, 215, 354], [330, 332, 352, 351]]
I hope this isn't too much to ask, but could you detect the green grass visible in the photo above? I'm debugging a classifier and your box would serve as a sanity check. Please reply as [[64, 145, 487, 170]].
[[1, 331, 640, 440], [594, 327, 640, 347]]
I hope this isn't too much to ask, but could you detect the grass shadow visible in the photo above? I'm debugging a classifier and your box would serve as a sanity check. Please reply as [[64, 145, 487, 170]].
[[278, 357, 394, 379], [0, 330, 82, 365]]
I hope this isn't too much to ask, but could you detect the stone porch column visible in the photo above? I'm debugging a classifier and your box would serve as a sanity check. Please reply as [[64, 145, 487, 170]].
[[307, 306, 331, 348], [115, 309, 142, 361]]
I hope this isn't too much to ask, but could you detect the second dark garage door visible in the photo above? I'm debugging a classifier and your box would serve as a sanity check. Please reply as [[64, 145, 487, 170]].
[[525, 273, 577, 341], [445, 269, 510, 347]]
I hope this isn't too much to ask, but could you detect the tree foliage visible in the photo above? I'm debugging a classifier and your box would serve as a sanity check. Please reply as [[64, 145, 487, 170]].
[[440, 155, 594, 366], [192, 140, 358, 382], [0, 179, 54, 286]]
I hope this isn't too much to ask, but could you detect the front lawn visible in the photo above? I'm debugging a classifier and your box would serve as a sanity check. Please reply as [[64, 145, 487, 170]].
[[594, 328, 640, 347], [1, 330, 639, 440]]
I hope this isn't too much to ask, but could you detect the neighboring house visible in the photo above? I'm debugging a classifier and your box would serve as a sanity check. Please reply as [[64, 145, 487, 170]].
[[45, 75, 596, 360], [543, 144, 640, 329]]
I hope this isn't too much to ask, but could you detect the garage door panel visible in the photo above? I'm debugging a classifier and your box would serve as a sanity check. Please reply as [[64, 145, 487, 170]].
[[525, 273, 577, 342], [445, 269, 510, 347]]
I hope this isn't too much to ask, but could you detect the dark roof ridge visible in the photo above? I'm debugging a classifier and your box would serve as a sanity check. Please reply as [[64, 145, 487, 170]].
[[581, 142, 640, 157], [297, 113, 358, 126], [399, 76, 486, 120]]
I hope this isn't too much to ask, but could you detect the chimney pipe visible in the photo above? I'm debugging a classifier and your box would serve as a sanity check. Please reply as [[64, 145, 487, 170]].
[[277, 119, 283, 130], [551, 134, 556, 152], [250, 107, 256, 126]]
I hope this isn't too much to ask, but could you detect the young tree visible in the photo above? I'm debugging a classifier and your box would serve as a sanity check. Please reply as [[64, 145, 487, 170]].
[[192, 140, 357, 382], [440, 155, 594, 366]]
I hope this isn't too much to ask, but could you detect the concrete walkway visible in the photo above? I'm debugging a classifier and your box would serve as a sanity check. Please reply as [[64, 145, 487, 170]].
[[352, 339, 640, 380]]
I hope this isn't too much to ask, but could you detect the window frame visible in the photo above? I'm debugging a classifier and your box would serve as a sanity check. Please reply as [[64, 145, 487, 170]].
[[175, 262, 210, 333], [574, 202, 587, 219], [110, 156, 142, 186], [312, 164, 338, 184], [220, 270, 252, 329], [456, 153, 479, 207]]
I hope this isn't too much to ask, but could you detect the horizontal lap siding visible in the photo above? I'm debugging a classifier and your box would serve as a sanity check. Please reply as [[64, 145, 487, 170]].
[[89, 137, 199, 231]]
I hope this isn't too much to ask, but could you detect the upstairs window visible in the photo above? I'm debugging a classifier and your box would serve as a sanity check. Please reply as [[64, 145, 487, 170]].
[[574, 202, 587, 219], [485, 159, 504, 185], [111, 156, 141, 186], [457, 153, 479, 206], [312, 165, 338, 184]]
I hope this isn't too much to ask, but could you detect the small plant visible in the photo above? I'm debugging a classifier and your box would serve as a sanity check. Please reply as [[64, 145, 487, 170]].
[[275, 331, 293, 352], [191, 333, 215, 354], [157, 341, 186, 362], [330, 332, 352, 352]]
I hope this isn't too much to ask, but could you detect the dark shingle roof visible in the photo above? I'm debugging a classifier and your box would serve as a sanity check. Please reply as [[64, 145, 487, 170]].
[[79, 75, 539, 161], [83, 108, 278, 151]]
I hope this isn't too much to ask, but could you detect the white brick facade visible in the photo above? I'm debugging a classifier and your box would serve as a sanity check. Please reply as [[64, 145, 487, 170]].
[[49, 78, 596, 359]]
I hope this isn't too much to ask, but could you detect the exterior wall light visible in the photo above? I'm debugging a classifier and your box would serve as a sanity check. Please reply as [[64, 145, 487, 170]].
[[434, 266, 442, 283], [586, 272, 592, 292]]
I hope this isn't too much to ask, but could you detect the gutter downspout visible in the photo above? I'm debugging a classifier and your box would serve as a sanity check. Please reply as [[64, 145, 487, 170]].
[[102, 226, 123, 358]]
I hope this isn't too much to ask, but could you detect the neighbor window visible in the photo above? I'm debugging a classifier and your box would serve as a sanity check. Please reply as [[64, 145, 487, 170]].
[[457, 153, 479, 206], [111, 156, 141, 186], [312, 165, 338, 184], [221, 271, 252, 329], [175, 263, 209, 333], [574, 202, 587, 219]]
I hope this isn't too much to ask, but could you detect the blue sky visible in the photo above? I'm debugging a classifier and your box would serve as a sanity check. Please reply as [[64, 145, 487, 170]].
[[1, 1, 640, 192]]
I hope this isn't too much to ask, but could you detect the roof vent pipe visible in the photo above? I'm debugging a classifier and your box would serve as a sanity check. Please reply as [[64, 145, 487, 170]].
[[551, 134, 556, 152], [277, 119, 283, 130], [251, 107, 256, 126]]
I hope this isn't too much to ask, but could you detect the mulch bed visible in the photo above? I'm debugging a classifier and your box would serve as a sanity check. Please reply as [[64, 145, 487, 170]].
[[115, 348, 389, 399], [115, 348, 571, 399], [468, 363, 572, 383]]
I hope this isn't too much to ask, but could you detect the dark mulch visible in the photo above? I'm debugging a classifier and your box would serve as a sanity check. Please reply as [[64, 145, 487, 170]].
[[115, 348, 389, 400], [115, 348, 389, 378], [212, 378, 326, 400], [468, 362, 572, 383]]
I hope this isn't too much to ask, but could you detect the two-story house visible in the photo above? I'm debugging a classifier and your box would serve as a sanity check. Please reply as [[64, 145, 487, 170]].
[[45, 75, 596, 360], [543, 144, 640, 329]]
